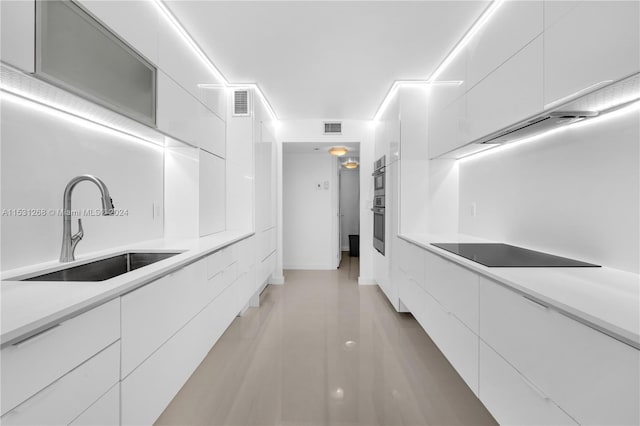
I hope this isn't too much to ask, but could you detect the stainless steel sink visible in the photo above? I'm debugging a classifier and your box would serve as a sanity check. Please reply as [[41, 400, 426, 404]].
[[21, 252, 182, 282]]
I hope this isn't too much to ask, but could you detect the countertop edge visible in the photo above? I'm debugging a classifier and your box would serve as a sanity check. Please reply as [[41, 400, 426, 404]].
[[1, 231, 254, 348], [397, 234, 640, 350]]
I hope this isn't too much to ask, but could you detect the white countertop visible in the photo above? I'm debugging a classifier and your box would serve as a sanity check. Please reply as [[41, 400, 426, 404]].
[[399, 233, 640, 350], [0, 230, 253, 347]]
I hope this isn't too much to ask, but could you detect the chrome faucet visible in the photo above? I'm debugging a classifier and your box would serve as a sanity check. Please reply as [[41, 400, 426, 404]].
[[60, 175, 114, 262]]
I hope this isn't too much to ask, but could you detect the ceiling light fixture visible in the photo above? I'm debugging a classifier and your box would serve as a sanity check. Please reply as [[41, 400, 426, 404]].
[[372, 0, 504, 121], [342, 158, 359, 169], [153, 0, 278, 121], [329, 146, 349, 156]]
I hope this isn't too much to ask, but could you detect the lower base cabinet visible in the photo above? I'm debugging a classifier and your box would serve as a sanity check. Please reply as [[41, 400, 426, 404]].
[[479, 342, 576, 425], [121, 282, 239, 425], [1, 342, 120, 426], [70, 384, 120, 426]]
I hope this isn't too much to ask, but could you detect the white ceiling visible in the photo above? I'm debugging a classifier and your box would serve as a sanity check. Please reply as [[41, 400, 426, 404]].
[[166, 1, 489, 120]]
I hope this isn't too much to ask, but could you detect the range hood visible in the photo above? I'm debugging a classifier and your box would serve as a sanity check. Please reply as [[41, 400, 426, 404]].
[[434, 72, 639, 160]]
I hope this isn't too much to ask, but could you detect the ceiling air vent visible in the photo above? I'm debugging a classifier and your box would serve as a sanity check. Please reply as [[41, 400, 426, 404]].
[[233, 90, 250, 116], [324, 122, 342, 134]]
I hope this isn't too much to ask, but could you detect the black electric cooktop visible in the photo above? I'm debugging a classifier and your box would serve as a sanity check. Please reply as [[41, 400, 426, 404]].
[[431, 243, 600, 267]]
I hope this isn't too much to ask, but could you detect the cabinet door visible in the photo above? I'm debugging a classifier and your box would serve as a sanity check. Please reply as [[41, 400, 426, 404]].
[[1, 342, 120, 426], [480, 277, 640, 425], [543, 1, 640, 106], [479, 342, 576, 426], [466, 0, 543, 88], [466, 36, 543, 142], [157, 71, 223, 154], [199, 150, 226, 237], [0, 0, 35, 72]]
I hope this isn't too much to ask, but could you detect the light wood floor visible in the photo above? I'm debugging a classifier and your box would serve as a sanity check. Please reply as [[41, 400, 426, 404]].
[[156, 253, 496, 426]]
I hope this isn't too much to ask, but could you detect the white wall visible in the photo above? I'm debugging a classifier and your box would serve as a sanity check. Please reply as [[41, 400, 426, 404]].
[[282, 152, 338, 269], [1, 99, 164, 270], [458, 110, 640, 274], [339, 167, 360, 250], [278, 119, 375, 283]]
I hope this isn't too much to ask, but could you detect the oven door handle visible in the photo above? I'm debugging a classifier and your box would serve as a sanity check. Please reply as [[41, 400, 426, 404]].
[[371, 207, 385, 213]]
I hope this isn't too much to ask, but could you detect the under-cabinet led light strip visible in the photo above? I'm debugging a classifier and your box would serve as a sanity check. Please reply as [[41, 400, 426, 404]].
[[152, 0, 278, 121], [458, 100, 640, 163], [0, 90, 165, 151], [372, 0, 504, 121]]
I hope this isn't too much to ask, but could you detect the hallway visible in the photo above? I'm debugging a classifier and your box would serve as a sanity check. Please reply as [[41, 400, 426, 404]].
[[156, 255, 496, 425]]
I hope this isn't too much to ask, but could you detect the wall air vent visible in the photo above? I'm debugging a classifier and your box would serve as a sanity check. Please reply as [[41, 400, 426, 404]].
[[324, 122, 342, 134], [233, 90, 250, 116]]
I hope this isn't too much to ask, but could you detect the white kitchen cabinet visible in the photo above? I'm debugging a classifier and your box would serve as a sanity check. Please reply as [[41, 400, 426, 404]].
[[1, 342, 120, 426], [397, 270, 428, 327], [157, 18, 226, 120], [157, 71, 225, 156], [0, 299, 120, 416], [120, 260, 208, 378], [479, 342, 577, 426], [421, 284, 479, 395], [69, 384, 120, 426], [466, 36, 543, 143], [396, 239, 424, 289], [206, 246, 234, 280], [427, 95, 466, 159], [0, 0, 34, 72], [480, 277, 640, 425], [423, 251, 479, 334], [543, 0, 640, 107], [466, 0, 543, 88], [76, 0, 159, 64], [121, 281, 239, 426], [199, 150, 226, 237]]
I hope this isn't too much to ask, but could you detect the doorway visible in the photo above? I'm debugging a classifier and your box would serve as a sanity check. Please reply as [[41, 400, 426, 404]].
[[282, 142, 360, 270]]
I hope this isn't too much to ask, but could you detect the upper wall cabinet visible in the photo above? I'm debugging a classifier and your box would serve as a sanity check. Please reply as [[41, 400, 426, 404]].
[[466, 36, 543, 143], [466, 0, 543, 89], [543, 0, 640, 106], [36, 0, 157, 126], [76, 0, 160, 64], [0, 1, 35, 72]]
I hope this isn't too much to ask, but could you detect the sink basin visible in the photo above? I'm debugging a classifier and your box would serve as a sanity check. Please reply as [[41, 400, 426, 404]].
[[21, 252, 182, 282]]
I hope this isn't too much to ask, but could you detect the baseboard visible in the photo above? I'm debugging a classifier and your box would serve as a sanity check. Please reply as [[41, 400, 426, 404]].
[[269, 275, 285, 285], [283, 265, 334, 270], [358, 277, 377, 285]]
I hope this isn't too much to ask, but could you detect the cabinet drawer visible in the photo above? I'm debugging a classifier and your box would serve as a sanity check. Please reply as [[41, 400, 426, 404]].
[[121, 260, 207, 378], [480, 277, 640, 425], [397, 240, 424, 287], [479, 342, 576, 425], [398, 272, 428, 328], [424, 251, 479, 333], [121, 282, 239, 426], [69, 383, 120, 426], [422, 289, 479, 395], [1, 342, 120, 426], [1, 299, 120, 415], [206, 247, 234, 279]]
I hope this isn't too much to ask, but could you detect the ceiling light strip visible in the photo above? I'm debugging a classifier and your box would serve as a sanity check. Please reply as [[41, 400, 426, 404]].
[[0, 89, 165, 150], [428, 0, 504, 83], [372, 0, 504, 121], [372, 80, 463, 121], [152, 0, 228, 85]]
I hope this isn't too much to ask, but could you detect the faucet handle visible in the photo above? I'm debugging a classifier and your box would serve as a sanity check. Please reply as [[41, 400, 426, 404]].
[[73, 218, 84, 242]]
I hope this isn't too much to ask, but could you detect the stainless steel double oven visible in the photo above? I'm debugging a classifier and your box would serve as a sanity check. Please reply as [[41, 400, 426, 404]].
[[372, 156, 385, 255]]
